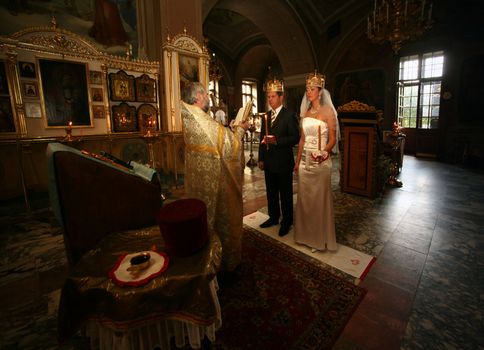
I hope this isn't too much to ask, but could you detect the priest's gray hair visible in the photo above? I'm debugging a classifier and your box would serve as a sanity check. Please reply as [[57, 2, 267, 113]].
[[181, 82, 206, 105]]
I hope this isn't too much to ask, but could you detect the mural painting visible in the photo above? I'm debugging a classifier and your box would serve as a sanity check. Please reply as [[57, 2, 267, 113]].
[[0, 0, 138, 57]]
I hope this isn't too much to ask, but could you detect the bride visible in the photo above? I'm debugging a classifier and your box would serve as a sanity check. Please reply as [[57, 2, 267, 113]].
[[293, 71, 339, 252]]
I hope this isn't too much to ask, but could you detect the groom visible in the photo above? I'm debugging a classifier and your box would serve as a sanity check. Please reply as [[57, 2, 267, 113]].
[[258, 77, 300, 237]]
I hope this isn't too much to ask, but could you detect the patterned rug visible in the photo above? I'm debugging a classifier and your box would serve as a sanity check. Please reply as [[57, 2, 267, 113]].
[[214, 227, 367, 350]]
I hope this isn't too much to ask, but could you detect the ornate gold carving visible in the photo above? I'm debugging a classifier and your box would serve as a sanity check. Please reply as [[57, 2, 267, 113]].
[[164, 29, 207, 56], [6, 26, 159, 74], [22, 33, 96, 56], [177, 38, 200, 53], [337, 100, 378, 113]]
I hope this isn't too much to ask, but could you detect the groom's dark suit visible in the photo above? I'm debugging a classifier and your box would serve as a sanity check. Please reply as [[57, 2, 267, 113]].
[[258, 107, 299, 230]]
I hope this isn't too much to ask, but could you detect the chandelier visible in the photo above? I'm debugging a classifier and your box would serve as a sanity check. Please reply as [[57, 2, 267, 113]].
[[209, 52, 223, 82], [367, 0, 433, 53]]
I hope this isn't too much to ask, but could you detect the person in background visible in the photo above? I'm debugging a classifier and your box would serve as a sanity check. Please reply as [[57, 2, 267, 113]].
[[181, 82, 249, 271], [214, 108, 227, 126], [293, 71, 339, 252], [258, 77, 300, 237]]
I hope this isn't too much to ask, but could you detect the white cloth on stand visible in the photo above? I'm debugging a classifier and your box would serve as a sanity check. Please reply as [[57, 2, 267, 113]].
[[85, 278, 222, 350]]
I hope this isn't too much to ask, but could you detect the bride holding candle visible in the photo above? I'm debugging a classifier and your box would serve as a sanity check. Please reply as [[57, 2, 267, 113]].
[[293, 71, 339, 252]]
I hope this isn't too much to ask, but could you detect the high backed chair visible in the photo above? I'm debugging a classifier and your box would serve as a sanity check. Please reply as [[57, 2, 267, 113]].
[[46, 142, 164, 267]]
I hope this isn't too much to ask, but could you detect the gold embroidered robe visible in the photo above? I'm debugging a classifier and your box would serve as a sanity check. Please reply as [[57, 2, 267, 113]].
[[181, 102, 246, 271]]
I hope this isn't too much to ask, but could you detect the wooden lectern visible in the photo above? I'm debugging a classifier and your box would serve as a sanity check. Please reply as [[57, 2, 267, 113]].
[[338, 101, 383, 198]]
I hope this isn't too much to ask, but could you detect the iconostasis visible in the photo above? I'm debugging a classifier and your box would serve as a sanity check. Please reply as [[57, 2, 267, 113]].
[[0, 20, 160, 140]]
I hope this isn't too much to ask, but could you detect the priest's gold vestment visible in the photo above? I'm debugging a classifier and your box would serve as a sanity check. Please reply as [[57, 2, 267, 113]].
[[181, 102, 246, 271]]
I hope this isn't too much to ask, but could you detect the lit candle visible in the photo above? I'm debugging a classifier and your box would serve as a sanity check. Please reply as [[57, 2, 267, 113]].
[[318, 125, 321, 151]]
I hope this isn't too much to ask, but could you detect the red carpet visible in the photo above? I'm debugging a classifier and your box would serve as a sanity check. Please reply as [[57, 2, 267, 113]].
[[214, 227, 367, 349]]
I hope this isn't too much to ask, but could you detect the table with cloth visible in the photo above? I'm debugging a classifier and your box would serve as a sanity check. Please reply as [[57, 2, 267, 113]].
[[58, 225, 222, 350]]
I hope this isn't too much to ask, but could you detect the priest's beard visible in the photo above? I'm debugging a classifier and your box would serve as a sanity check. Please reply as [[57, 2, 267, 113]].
[[202, 97, 210, 113]]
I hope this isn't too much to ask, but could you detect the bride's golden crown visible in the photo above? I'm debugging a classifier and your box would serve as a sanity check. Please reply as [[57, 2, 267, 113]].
[[264, 77, 284, 93], [306, 70, 325, 88]]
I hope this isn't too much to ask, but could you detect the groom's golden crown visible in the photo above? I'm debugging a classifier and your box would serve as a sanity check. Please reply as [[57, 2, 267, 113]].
[[306, 70, 325, 88], [264, 77, 284, 93]]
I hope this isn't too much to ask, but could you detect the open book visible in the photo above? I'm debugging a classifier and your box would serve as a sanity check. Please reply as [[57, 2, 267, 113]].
[[234, 99, 253, 125]]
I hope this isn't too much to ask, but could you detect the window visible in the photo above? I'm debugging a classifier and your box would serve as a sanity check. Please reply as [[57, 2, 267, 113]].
[[242, 80, 257, 114], [208, 80, 218, 108], [397, 51, 444, 129]]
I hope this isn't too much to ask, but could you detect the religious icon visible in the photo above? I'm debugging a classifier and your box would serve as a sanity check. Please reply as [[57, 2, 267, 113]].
[[109, 70, 135, 101]]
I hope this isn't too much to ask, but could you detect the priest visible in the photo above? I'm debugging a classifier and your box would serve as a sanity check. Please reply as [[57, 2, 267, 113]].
[[181, 82, 249, 271]]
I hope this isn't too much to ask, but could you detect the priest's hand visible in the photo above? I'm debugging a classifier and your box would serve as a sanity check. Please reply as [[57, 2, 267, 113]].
[[239, 120, 250, 131]]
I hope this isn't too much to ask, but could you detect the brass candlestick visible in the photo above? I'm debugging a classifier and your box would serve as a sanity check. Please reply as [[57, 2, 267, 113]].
[[64, 122, 73, 141], [246, 116, 258, 167]]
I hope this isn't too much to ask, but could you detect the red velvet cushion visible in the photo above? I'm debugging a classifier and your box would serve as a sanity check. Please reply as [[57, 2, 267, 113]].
[[156, 198, 209, 257]]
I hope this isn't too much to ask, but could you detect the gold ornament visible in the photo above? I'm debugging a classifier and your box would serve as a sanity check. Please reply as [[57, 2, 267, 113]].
[[265, 77, 284, 93], [306, 70, 325, 88]]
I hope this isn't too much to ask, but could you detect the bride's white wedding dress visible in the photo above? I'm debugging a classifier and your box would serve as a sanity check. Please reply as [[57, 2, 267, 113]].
[[294, 117, 337, 251]]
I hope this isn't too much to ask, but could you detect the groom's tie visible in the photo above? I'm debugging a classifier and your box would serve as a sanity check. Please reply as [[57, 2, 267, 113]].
[[270, 109, 277, 124]]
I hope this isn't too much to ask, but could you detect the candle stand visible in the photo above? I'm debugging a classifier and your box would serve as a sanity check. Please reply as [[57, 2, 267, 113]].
[[64, 123, 73, 141], [246, 123, 258, 167]]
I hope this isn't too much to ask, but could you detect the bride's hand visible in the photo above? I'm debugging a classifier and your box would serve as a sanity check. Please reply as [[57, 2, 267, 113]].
[[311, 151, 329, 163]]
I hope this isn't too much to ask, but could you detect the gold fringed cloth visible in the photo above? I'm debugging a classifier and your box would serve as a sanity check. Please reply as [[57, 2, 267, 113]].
[[181, 102, 246, 271], [58, 225, 222, 342]]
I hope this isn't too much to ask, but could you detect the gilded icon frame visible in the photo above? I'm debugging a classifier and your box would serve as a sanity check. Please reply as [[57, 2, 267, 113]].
[[109, 70, 135, 102], [112, 102, 137, 132], [22, 81, 39, 99], [135, 74, 156, 102], [162, 30, 209, 132], [38, 58, 92, 127], [24, 102, 42, 118], [92, 105, 105, 119], [137, 103, 158, 133], [89, 70, 102, 85]]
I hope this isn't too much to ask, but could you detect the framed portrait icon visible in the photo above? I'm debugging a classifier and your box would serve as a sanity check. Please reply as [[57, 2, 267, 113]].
[[92, 105, 105, 119], [162, 30, 209, 132], [91, 87, 103, 102], [89, 70, 102, 85], [135, 74, 156, 102], [25, 102, 42, 118], [137, 103, 157, 133], [109, 70, 135, 101], [38, 58, 91, 127], [112, 102, 137, 132], [22, 81, 39, 98], [19, 61, 36, 78]]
